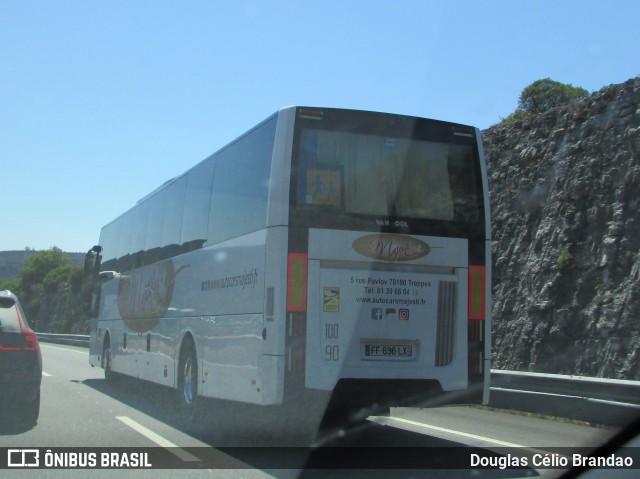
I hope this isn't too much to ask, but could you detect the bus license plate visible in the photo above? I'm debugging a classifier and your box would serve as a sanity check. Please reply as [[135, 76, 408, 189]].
[[362, 343, 417, 361]]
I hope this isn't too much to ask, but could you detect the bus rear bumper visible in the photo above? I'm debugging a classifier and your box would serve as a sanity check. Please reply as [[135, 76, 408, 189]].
[[326, 378, 486, 411]]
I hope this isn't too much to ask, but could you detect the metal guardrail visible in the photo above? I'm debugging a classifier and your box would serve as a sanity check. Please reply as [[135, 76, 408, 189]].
[[491, 370, 640, 406], [35, 333, 640, 426], [36, 332, 90, 348], [490, 370, 640, 427]]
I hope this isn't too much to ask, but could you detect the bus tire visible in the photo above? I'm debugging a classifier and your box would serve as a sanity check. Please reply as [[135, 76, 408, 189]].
[[177, 339, 199, 422]]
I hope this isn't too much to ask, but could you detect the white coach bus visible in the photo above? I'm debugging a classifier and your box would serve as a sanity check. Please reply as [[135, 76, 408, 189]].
[[84, 106, 491, 441]]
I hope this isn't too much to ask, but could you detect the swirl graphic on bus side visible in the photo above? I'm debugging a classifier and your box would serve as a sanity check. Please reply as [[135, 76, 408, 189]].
[[117, 261, 189, 332], [352, 234, 430, 262]]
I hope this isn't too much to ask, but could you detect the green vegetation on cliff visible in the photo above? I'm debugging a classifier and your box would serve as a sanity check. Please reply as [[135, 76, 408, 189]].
[[0, 247, 85, 333], [501, 78, 590, 125]]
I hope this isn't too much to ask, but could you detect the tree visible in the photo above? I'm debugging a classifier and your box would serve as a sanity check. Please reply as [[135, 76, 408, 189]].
[[501, 78, 589, 124], [517, 78, 589, 115], [43, 265, 81, 292], [0, 278, 21, 294], [16, 247, 84, 332], [20, 247, 69, 287]]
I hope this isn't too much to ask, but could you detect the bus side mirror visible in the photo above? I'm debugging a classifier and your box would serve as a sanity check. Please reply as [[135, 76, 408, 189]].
[[83, 246, 103, 318]]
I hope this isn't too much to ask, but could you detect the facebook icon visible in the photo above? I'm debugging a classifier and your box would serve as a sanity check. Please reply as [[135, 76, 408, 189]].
[[371, 308, 383, 320]]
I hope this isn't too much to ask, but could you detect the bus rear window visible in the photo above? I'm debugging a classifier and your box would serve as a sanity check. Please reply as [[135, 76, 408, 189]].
[[292, 126, 485, 236]]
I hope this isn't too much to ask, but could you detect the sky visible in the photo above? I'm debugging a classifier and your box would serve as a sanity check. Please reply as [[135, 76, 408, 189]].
[[1, 0, 638, 253]]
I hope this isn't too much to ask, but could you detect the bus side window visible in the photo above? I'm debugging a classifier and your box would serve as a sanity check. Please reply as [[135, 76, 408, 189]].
[[208, 118, 276, 245]]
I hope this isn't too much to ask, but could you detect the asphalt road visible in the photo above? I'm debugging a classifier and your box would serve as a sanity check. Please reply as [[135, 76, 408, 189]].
[[0, 343, 621, 478]]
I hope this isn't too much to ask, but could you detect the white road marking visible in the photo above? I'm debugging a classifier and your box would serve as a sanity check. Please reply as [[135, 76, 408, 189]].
[[42, 371, 52, 377], [372, 415, 567, 457], [377, 415, 527, 446], [116, 416, 200, 462]]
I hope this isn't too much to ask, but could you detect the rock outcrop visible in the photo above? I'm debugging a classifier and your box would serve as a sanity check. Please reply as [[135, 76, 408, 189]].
[[484, 77, 640, 379]]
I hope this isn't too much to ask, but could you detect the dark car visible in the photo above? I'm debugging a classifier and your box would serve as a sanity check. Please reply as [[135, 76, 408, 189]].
[[0, 290, 42, 426]]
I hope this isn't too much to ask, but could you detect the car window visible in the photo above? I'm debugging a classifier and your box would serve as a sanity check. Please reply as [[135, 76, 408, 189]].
[[0, 297, 22, 333]]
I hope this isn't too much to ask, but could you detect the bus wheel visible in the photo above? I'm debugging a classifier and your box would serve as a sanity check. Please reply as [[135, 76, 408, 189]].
[[178, 340, 199, 421]]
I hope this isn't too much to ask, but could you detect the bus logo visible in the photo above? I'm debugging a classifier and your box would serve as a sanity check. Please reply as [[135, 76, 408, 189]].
[[352, 234, 430, 262], [117, 261, 190, 332]]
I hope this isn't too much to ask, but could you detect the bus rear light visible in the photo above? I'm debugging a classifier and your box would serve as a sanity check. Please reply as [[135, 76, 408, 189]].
[[290, 347, 305, 371], [470, 351, 483, 374], [468, 321, 483, 374], [452, 126, 474, 138], [287, 253, 308, 312], [468, 265, 486, 320], [287, 312, 306, 372], [298, 108, 324, 120], [288, 312, 306, 337]]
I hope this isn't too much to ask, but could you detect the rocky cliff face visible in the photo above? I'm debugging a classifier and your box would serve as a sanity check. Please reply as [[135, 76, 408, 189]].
[[484, 77, 640, 379]]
